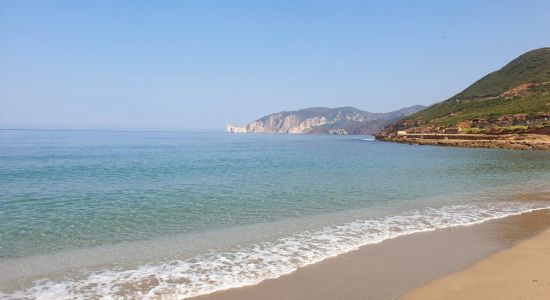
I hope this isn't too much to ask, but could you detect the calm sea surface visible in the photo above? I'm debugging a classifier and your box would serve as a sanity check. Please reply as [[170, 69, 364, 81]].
[[1, 130, 549, 298]]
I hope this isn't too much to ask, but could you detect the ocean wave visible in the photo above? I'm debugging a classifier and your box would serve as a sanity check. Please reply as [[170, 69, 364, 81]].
[[2, 202, 549, 300], [352, 137, 375, 141]]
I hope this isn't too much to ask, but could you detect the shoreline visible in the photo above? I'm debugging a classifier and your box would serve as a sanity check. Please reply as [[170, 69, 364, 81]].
[[2, 194, 549, 298], [191, 208, 550, 300], [375, 133, 550, 150]]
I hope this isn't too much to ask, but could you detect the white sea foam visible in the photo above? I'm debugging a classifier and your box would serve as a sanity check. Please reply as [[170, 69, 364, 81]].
[[352, 137, 375, 141], [2, 202, 549, 300]]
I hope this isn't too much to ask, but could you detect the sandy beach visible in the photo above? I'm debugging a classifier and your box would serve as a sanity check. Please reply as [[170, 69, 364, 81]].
[[404, 224, 550, 299], [192, 208, 550, 300]]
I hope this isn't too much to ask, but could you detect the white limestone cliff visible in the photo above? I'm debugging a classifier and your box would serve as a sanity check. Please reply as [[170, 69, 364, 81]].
[[225, 124, 248, 133], [225, 105, 425, 135]]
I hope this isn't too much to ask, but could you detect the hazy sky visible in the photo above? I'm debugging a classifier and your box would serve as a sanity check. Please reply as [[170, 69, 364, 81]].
[[1, 1, 549, 131]]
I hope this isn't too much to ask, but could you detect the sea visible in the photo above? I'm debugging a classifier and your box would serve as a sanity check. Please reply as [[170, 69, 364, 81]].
[[1, 130, 549, 299]]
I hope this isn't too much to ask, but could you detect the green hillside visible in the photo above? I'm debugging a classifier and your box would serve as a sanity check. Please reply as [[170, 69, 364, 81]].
[[411, 85, 550, 126], [452, 47, 550, 100], [386, 48, 550, 133]]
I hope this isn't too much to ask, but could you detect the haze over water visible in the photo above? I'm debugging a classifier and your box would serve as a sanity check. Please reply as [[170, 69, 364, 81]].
[[1, 130, 549, 298]]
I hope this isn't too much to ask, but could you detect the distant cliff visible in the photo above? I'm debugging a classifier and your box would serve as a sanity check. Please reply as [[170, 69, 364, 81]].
[[226, 105, 425, 135]]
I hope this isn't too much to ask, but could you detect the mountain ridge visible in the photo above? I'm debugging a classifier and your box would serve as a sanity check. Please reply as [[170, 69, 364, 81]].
[[226, 105, 425, 135]]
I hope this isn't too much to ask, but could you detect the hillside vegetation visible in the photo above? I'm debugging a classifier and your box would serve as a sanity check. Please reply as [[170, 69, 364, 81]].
[[412, 85, 550, 126], [381, 47, 550, 135], [452, 47, 550, 99]]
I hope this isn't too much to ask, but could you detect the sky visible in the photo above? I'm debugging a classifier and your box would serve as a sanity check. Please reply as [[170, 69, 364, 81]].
[[1, 1, 549, 131]]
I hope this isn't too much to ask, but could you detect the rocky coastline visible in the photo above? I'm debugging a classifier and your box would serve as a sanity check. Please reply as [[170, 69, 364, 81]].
[[375, 133, 550, 150]]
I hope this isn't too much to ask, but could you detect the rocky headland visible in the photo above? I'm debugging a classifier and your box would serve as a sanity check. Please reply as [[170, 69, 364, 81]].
[[226, 105, 425, 135]]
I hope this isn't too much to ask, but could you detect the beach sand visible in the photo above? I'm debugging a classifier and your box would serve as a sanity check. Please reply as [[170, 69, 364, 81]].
[[192, 209, 550, 300], [403, 225, 550, 299]]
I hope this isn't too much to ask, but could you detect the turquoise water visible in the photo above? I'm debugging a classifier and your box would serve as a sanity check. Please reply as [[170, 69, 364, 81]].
[[1, 130, 549, 298]]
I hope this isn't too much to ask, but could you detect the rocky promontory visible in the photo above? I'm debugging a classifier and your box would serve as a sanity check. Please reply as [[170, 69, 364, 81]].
[[226, 105, 425, 135]]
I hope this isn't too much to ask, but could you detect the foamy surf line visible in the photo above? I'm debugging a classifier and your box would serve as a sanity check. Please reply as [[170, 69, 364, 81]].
[[352, 137, 375, 141], [2, 202, 549, 300]]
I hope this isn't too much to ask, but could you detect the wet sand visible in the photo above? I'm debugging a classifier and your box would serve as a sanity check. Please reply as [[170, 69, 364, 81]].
[[192, 209, 550, 300]]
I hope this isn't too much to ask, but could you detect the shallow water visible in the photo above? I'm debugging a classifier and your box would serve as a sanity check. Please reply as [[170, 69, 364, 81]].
[[1, 130, 549, 299]]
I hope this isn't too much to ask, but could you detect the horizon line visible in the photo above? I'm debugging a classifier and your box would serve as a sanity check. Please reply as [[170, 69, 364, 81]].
[[0, 128, 223, 133]]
